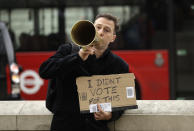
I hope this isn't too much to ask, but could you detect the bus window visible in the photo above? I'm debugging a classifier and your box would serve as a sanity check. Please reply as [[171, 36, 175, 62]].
[[98, 6, 139, 25], [7, 8, 60, 51], [65, 7, 93, 39], [0, 10, 9, 22], [39, 8, 58, 35], [1, 7, 95, 52], [11, 9, 34, 50]]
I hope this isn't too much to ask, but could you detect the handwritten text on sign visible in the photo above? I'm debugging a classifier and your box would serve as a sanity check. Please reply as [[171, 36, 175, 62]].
[[79, 77, 122, 104]]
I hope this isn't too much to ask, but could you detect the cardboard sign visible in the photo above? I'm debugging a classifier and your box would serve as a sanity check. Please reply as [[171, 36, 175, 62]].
[[76, 73, 137, 113]]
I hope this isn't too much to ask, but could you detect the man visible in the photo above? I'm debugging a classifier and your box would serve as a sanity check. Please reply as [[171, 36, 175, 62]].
[[39, 13, 129, 131]]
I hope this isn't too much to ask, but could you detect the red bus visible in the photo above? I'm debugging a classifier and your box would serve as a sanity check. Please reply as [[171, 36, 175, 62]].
[[6, 49, 169, 100], [1, 0, 180, 100]]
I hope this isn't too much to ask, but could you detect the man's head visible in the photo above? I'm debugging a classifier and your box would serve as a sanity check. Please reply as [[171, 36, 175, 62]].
[[93, 13, 119, 50], [94, 13, 119, 34]]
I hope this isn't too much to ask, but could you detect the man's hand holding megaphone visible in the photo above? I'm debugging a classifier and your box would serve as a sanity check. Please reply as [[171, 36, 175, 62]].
[[78, 45, 95, 61]]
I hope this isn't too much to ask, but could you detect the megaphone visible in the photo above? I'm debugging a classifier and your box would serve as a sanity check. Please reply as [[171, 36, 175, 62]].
[[71, 20, 99, 47]]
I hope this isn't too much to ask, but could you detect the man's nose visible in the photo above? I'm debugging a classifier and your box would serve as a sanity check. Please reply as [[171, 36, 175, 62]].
[[98, 29, 104, 37]]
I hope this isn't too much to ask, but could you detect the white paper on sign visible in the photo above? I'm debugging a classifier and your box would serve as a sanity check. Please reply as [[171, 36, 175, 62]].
[[126, 87, 134, 98], [89, 103, 112, 113]]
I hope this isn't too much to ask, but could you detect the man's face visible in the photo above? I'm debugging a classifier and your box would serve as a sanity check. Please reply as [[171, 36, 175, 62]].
[[93, 17, 116, 50]]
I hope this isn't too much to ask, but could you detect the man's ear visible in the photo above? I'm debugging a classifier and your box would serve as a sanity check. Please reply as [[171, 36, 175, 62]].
[[111, 35, 116, 42]]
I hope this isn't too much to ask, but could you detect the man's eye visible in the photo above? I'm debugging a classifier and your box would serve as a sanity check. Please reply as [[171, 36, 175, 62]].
[[96, 26, 101, 30], [104, 28, 110, 32]]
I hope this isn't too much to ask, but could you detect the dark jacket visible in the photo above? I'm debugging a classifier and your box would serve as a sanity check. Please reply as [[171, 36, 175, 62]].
[[39, 43, 129, 131]]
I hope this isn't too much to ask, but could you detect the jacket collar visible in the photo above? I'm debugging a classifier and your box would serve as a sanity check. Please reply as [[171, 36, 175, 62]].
[[98, 48, 111, 60]]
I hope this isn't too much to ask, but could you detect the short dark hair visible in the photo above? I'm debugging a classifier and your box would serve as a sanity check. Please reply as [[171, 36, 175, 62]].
[[94, 13, 119, 34]]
